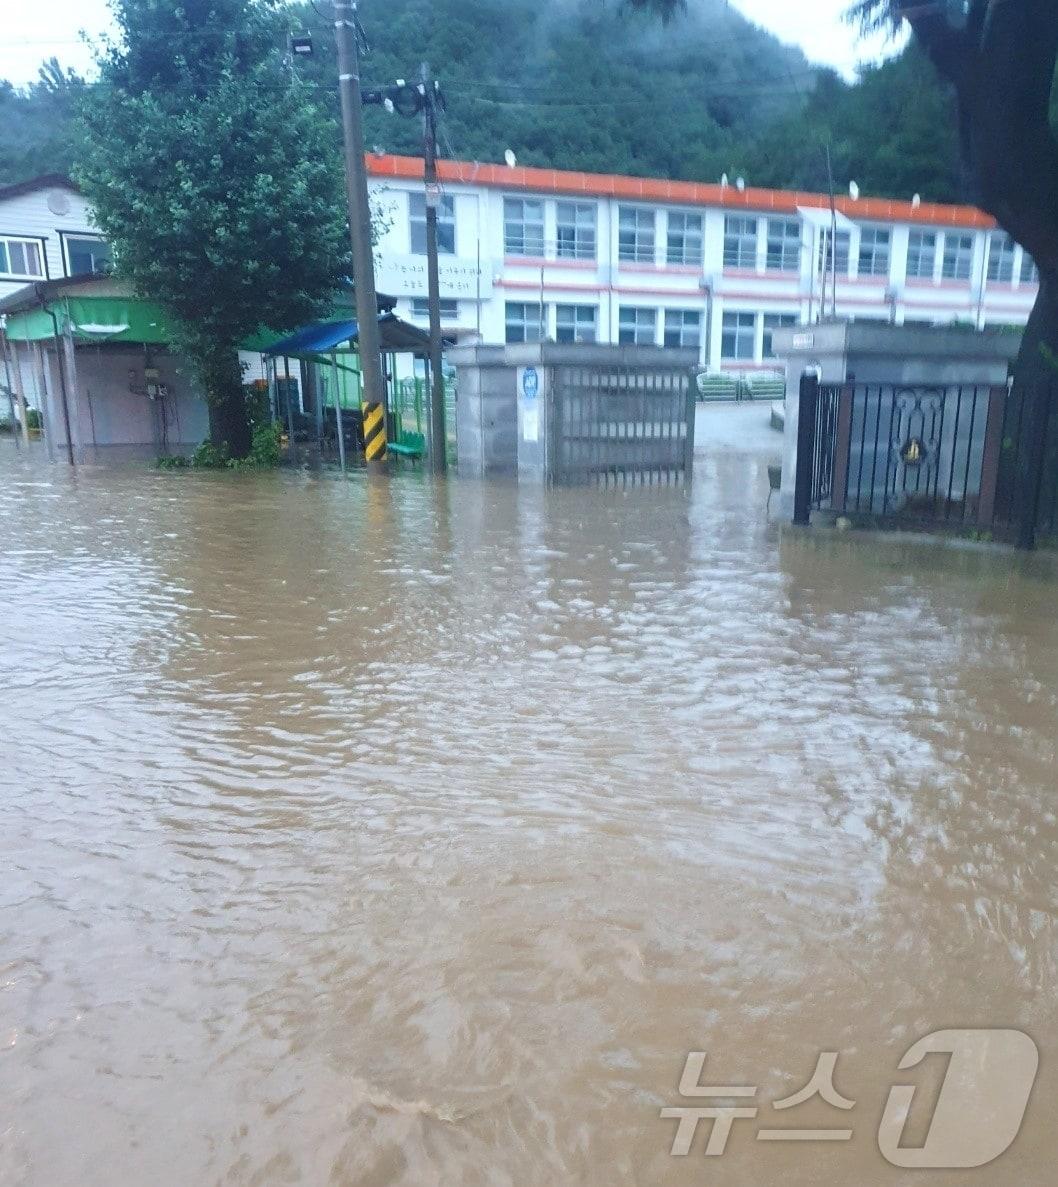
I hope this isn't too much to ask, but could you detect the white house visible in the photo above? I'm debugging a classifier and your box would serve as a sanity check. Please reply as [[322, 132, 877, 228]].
[[0, 175, 112, 302], [366, 154, 1039, 375]]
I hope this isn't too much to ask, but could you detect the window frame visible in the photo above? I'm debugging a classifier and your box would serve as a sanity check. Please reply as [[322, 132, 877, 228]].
[[555, 201, 596, 262], [60, 232, 113, 278], [618, 207, 657, 265], [0, 234, 47, 281], [986, 232, 1016, 283], [721, 311, 757, 361], [857, 227, 891, 278], [723, 216, 758, 270], [663, 308, 702, 350], [765, 218, 801, 273], [818, 229, 851, 276], [555, 303, 598, 344], [409, 192, 456, 256], [666, 211, 704, 267], [905, 230, 937, 281], [762, 313, 797, 359], [618, 305, 658, 346], [1020, 253, 1040, 286], [941, 232, 974, 281], [503, 197, 545, 259], [505, 301, 545, 344], [411, 297, 459, 321]]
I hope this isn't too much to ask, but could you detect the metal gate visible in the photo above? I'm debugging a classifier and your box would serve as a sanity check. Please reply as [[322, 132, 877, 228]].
[[549, 364, 695, 486]]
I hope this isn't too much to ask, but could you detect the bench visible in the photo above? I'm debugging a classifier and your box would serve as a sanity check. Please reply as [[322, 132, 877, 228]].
[[387, 430, 426, 462]]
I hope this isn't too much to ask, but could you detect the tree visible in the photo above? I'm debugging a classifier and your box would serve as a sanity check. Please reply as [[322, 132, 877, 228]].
[[77, 0, 348, 457], [848, 1, 1058, 546], [0, 60, 87, 184]]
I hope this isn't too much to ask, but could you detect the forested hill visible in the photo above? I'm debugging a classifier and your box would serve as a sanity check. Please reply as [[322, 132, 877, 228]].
[[298, 0, 961, 201], [332, 0, 814, 183], [0, 0, 963, 203]]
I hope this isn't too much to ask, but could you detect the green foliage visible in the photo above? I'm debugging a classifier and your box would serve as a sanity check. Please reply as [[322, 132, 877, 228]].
[[6, 0, 968, 213], [75, 0, 349, 455], [190, 439, 231, 468], [0, 60, 86, 185], [287, 0, 813, 184], [155, 452, 189, 468], [745, 46, 963, 201], [228, 420, 282, 470], [24, 408, 41, 430]]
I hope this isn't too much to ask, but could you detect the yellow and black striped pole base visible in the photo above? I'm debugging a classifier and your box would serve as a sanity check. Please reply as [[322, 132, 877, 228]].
[[361, 401, 388, 463]]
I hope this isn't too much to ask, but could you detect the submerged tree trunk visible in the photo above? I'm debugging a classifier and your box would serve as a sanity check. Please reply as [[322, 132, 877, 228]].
[[911, 1, 1058, 546], [1001, 281, 1058, 546], [201, 346, 252, 459]]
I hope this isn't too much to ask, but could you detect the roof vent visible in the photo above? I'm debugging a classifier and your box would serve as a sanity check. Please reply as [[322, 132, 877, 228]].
[[47, 189, 71, 216]]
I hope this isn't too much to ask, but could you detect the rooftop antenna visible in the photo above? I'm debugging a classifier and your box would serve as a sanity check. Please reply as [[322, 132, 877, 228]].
[[504, 149, 517, 168], [735, 176, 746, 192], [849, 180, 860, 201], [912, 193, 922, 208]]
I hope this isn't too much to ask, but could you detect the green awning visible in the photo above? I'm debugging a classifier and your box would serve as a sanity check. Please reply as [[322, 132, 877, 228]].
[[3, 296, 179, 344], [2, 295, 337, 352]]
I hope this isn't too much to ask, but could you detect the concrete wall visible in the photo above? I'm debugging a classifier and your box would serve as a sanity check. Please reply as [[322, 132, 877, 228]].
[[452, 342, 697, 482]]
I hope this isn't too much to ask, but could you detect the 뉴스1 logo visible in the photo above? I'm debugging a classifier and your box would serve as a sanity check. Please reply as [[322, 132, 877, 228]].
[[661, 1028, 1038, 1168]]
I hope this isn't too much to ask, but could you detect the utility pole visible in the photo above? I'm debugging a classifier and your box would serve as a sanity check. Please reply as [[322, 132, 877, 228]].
[[421, 63, 447, 474], [825, 141, 838, 320], [333, 0, 388, 464]]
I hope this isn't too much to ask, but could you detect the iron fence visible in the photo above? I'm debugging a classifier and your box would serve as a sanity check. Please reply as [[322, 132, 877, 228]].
[[802, 377, 1058, 545], [550, 365, 695, 486]]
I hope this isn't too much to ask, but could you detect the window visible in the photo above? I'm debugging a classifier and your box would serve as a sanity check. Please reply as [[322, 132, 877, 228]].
[[618, 306, 658, 345], [663, 309, 701, 349], [762, 313, 797, 359], [723, 216, 758, 269], [555, 304, 598, 343], [766, 219, 801, 272], [0, 236, 44, 279], [858, 228, 891, 277], [555, 202, 596, 261], [504, 198, 545, 257], [409, 192, 455, 255], [411, 298, 459, 320], [942, 233, 974, 280], [1020, 253, 1040, 285], [906, 230, 936, 280], [505, 302, 546, 343], [666, 212, 703, 266], [818, 230, 851, 275], [986, 232, 1016, 282], [618, 207, 656, 263], [63, 235, 112, 277], [721, 312, 756, 361]]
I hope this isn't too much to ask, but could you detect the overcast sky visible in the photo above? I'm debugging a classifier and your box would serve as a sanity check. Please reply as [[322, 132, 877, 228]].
[[1, 0, 901, 88]]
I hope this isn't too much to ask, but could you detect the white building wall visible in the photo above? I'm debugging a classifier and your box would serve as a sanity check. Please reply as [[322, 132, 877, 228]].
[[0, 183, 104, 300], [368, 169, 1040, 378]]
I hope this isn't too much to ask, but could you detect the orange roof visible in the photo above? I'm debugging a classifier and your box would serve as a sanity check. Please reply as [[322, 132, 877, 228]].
[[365, 153, 995, 231]]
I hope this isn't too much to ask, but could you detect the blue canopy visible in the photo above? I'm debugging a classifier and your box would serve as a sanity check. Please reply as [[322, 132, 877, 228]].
[[264, 313, 429, 358]]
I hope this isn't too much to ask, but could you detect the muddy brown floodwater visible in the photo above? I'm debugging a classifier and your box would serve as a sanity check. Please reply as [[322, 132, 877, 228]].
[[2, 420, 1058, 1186]]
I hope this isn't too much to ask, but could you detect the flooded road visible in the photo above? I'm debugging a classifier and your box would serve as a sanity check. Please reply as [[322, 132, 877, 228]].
[[3, 415, 1058, 1185]]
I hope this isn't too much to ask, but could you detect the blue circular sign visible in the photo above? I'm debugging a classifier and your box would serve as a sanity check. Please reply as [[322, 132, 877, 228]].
[[522, 367, 539, 400]]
